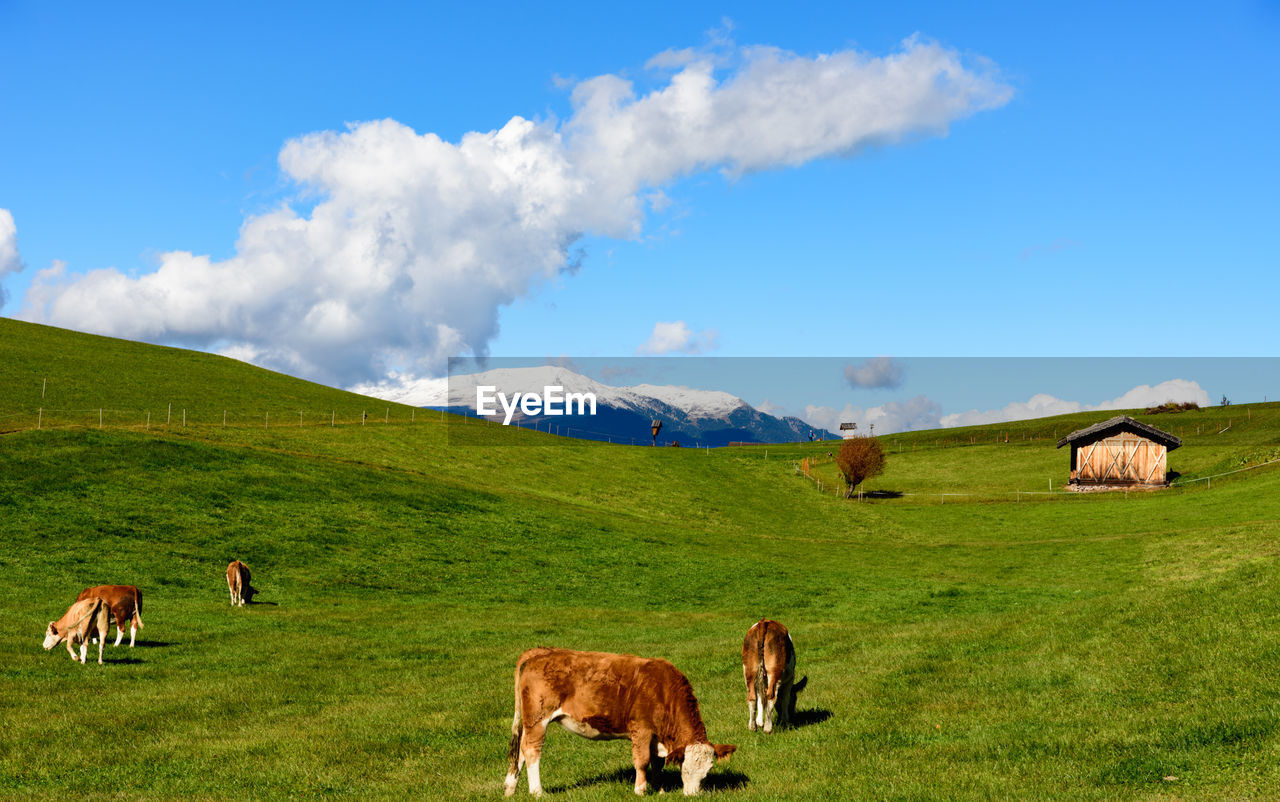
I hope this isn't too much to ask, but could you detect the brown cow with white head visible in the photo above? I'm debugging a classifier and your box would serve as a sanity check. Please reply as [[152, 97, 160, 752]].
[[75, 585, 144, 647], [43, 597, 111, 664], [226, 560, 251, 606], [504, 647, 736, 797], [742, 619, 806, 733]]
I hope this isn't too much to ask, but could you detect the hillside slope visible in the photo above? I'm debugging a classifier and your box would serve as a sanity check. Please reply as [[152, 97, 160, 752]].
[[2, 321, 1279, 799], [0, 317, 417, 430]]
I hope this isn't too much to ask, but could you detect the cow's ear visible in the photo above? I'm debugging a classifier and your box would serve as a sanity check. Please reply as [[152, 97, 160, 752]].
[[714, 744, 737, 763], [48, 623, 57, 634], [664, 747, 685, 767]]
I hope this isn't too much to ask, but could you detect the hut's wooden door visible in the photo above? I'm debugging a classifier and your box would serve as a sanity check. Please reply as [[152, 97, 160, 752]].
[[1076, 433, 1166, 484]]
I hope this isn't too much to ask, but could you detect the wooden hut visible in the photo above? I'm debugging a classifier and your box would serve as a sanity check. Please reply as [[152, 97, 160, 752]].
[[1056, 415, 1181, 488]]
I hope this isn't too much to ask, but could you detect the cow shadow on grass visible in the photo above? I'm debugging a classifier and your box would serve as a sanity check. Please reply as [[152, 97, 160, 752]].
[[243, 587, 279, 606], [864, 490, 903, 500], [105, 656, 145, 665], [136, 639, 176, 648], [788, 707, 833, 729], [549, 766, 750, 795]]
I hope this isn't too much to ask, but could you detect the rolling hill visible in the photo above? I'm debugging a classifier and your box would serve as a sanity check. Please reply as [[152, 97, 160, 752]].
[[2, 318, 1279, 799]]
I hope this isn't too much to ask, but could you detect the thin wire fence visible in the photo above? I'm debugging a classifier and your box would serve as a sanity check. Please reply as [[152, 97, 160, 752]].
[[794, 455, 1280, 504], [0, 405, 441, 433]]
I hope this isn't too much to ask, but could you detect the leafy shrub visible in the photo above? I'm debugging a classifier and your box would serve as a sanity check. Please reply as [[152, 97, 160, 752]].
[[1145, 401, 1200, 414], [836, 436, 886, 498]]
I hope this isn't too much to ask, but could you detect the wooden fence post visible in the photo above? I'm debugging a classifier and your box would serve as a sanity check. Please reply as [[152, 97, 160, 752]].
[[37, 407, 42, 429]]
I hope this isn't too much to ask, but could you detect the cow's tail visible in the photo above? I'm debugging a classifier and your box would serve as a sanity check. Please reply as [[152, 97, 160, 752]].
[[753, 621, 768, 709], [134, 588, 144, 629], [506, 663, 524, 777]]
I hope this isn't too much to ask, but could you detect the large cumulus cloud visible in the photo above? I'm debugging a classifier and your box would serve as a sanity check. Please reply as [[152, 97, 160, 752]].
[[18, 38, 1011, 387], [0, 209, 22, 311]]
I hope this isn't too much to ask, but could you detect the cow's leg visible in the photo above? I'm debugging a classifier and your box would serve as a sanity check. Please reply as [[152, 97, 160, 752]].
[[775, 678, 793, 728], [647, 737, 665, 793], [114, 618, 125, 647], [129, 618, 138, 647], [754, 696, 765, 731], [97, 634, 104, 664], [631, 732, 656, 795], [78, 640, 87, 663], [521, 723, 547, 797]]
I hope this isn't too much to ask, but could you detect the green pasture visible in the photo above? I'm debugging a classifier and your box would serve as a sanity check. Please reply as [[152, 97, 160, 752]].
[[2, 319, 1279, 799]]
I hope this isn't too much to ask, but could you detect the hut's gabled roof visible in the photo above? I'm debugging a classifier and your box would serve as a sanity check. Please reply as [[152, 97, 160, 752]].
[[1055, 415, 1182, 450]]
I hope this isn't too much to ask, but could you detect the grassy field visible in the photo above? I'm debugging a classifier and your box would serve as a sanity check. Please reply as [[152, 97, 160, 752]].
[[2, 319, 1279, 799]]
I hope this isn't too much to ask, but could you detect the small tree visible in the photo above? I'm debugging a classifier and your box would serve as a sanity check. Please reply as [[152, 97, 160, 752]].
[[836, 436, 886, 499]]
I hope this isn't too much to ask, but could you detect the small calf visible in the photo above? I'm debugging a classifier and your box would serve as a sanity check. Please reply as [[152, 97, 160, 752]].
[[742, 619, 807, 733], [75, 585, 144, 647], [43, 597, 111, 664]]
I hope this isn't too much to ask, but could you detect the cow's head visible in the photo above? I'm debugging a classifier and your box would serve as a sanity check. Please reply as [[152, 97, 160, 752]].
[[42, 622, 62, 650], [666, 742, 736, 795]]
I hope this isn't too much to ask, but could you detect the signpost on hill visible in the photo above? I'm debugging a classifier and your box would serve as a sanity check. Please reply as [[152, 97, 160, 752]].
[[651, 419, 662, 446]]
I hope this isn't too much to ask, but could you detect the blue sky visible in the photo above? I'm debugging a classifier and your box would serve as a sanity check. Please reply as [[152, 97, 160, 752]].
[[2, 2, 1277, 430]]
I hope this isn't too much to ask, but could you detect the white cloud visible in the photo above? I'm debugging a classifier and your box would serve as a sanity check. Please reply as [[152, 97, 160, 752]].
[[939, 379, 1211, 428], [939, 393, 1083, 428], [348, 372, 448, 407], [800, 379, 1212, 436], [845, 356, 903, 389], [19, 38, 1011, 387], [637, 320, 718, 355], [804, 395, 943, 436], [755, 398, 784, 417], [0, 209, 23, 310]]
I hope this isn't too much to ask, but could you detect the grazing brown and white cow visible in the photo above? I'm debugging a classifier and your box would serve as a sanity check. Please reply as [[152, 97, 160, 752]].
[[226, 560, 251, 606], [504, 648, 736, 797], [742, 619, 806, 733], [43, 597, 111, 664], [75, 585, 144, 647]]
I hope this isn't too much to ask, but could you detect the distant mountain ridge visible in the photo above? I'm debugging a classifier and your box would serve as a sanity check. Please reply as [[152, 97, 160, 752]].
[[415, 366, 837, 446]]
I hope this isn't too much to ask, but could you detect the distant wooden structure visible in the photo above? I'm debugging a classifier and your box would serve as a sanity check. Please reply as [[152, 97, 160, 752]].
[[1056, 415, 1181, 488]]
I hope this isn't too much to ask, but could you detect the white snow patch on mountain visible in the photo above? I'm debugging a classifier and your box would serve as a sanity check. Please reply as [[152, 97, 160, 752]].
[[625, 384, 748, 419], [358, 366, 752, 421]]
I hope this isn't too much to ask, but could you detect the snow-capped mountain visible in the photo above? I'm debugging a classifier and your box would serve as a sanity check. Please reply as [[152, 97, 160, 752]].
[[390, 366, 834, 446]]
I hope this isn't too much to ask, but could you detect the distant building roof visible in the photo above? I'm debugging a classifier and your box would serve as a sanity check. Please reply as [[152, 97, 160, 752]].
[[1055, 415, 1182, 450]]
